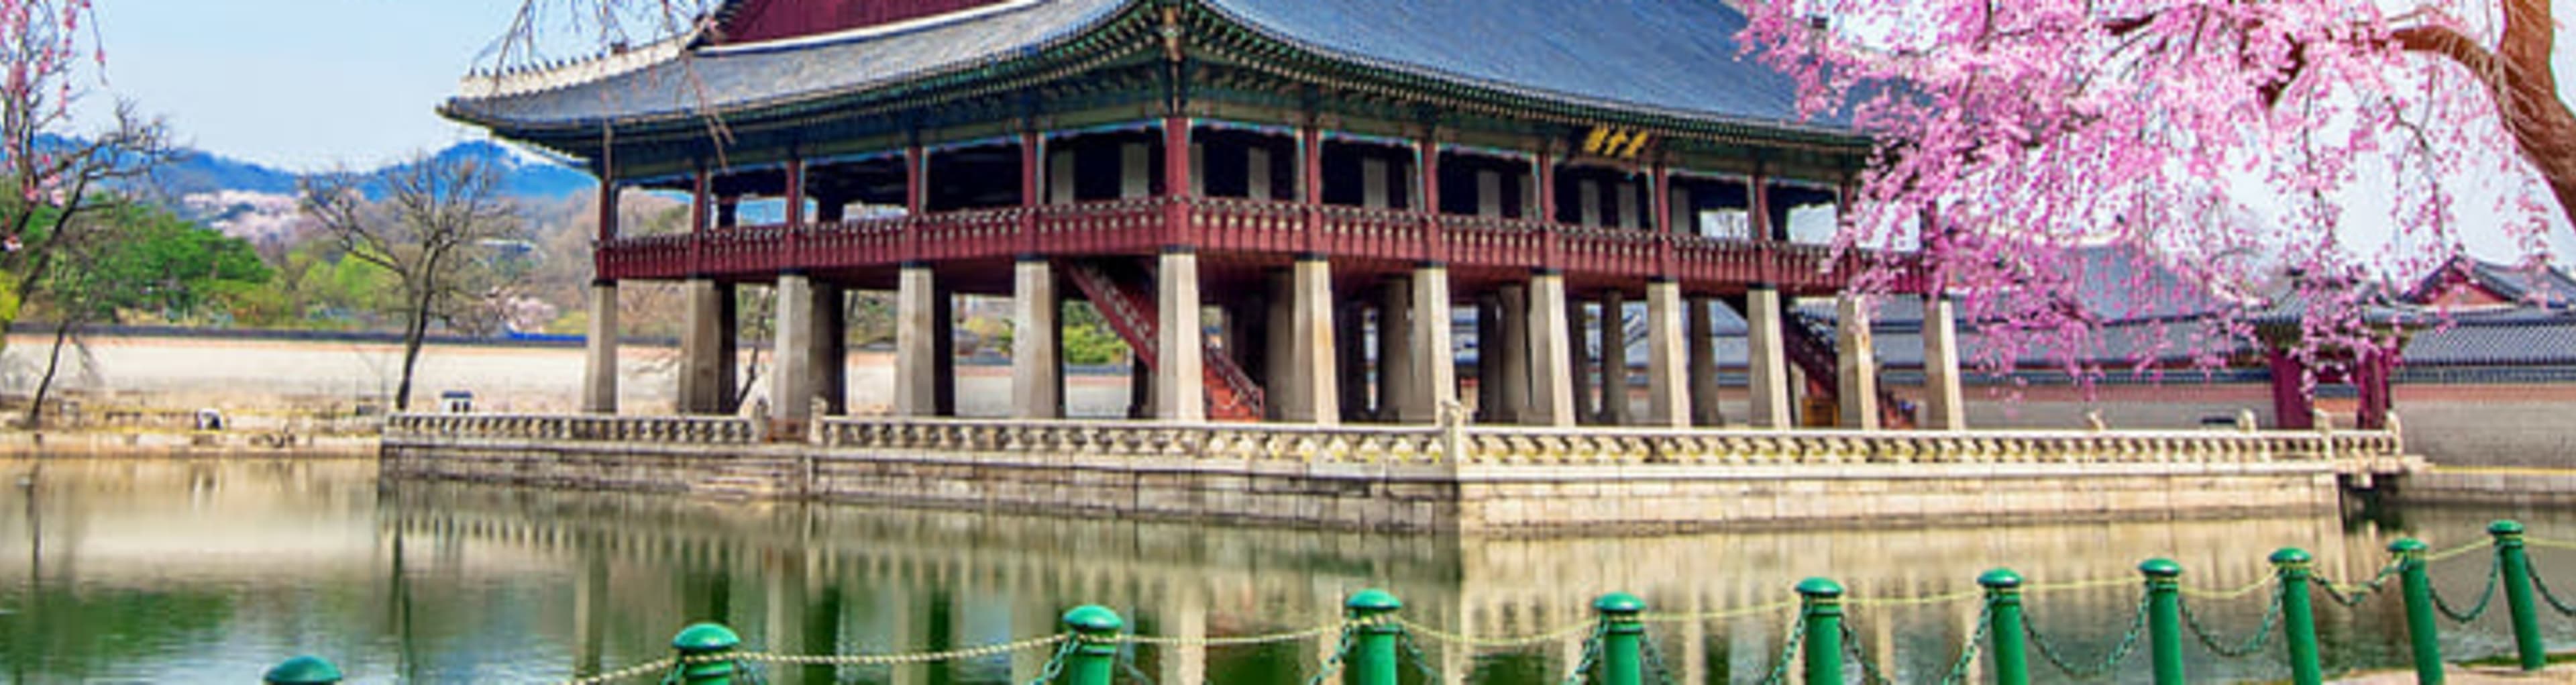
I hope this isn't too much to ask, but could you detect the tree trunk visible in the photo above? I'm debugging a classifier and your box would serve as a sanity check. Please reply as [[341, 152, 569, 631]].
[[394, 291, 434, 412], [23, 319, 74, 429], [2398, 0, 2575, 229]]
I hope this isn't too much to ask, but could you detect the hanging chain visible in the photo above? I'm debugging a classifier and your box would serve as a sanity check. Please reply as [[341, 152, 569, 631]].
[[1640, 629, 1680, 685], [1397, 630, 1445, 684], [1756, 613, 1808, 685], [1396, 615, 1599, 649], [2430, 552, 2503, 623], [1022, 639, 1078, 685], [2524, 556, 2576, 617], [2024, 590, 2150, 679], [2178, 584, 2284, 659], [1560, 621, 1609, 685], [739, 633, 1071, 667], [1937, 604, 1993, 685], [1839, 621, 1894, 685], [1303, 623, 1358, 685], [552, 657, 680, 685], [2311, 560, 2405, 608]]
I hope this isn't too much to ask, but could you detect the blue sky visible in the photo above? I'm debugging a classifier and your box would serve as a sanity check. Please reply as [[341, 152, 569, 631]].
[[76, 0, 530, 170]]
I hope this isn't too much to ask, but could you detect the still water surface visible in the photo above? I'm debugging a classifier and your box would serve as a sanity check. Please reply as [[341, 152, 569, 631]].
[[2, 458, 2572, 684]]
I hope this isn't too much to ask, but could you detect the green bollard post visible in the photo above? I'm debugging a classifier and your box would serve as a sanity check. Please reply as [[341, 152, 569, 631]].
[[1061, 605, 1124, 685], [1345, 589, 1403, 685], [1797, 578, 1845, 685], [2140, 559, 2187, 685], [2272, 548, 2324, 685], [262, 655, 343, 685], [667, 623, 743, 685], [2389, 539, 2445, 685], [2490, 520, 2547, 672], [1594, 592, 1647, 685], [1981, 569, 2031, 685]]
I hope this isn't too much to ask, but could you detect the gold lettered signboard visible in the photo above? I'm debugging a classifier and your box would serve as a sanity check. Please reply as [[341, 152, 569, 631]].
[[1578, 125, 1652, 160]]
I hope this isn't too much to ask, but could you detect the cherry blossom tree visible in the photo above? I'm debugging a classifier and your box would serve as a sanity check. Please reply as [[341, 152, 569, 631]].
[[1739, 0, 2573, 388], [0, 1, 172, 357]]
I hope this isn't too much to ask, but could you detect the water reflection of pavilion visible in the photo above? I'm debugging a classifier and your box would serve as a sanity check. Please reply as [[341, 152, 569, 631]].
[[383, 480, 2418, 684]]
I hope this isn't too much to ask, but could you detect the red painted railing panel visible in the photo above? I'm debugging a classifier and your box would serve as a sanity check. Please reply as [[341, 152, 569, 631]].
[[1036, 199, 1165, 256], [1319, 205, 1427, 262], [590, 197, 1913, 292]]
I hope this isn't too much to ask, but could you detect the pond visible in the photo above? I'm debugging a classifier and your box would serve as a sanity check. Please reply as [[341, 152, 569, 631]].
[[1, 458, 2569, 684]]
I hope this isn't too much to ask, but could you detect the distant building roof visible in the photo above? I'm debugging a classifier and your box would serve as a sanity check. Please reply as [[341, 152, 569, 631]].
[[2404, 256, 2576, 309]]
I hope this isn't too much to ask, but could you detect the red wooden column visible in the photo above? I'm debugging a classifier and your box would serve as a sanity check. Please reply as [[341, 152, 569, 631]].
[[688, 164, 710, 274], [1020, 131, 1042, 254], [1163, 117, 1194, 246], [904, 144, 925, 262], [1536, 150, 1561, 270], [1300, 125, 1323, 254], [596, 176, 621, 242], [1650, 161, 1675, 276], [1748, 168, 1773, 284], [784, 158, 806, 227], [2268, 348, 2314, 429], [1417, 136, 1444, 263]]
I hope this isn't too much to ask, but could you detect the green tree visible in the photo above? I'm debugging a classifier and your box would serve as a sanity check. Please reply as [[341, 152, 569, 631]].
[[22, 200, 272, 425]]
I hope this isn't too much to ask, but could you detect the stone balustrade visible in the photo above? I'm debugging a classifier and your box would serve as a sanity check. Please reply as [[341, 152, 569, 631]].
[[386, 413, 765, 445], [386, 413, 2402, 466], [814, 417, 2402, 467]]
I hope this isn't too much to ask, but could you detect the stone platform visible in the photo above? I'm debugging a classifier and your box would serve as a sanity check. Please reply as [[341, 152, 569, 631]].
[[380, 415, 2413, 533]]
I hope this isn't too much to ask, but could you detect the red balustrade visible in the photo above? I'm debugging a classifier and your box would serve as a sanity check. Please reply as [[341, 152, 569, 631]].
[[1035, 199, 1166, 255], [590, 196, 1915, 293], [1190, 197, 1305, 254], [1318, 205, 1427, 262], [1438, 215, 1546, 270]]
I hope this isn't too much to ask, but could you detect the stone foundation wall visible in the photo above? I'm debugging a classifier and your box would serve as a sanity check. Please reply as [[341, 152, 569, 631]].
[[383, 438, 2347, 533], [2390, 467, 2576, 508]]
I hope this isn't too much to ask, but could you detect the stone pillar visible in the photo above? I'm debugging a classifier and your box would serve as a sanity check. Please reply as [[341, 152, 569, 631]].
[[1527, 272, 1578, 427], [1599, 290, 1629, 424], [1156, 249, 1205, 422], [1921, 296, 1968, 430], [1497, 285, 1532, 423], [1745, 286, 1794, 429], [1283, 256, 1342, 424], [1402, 266, 1456, 423], [1475, 296, 1505, 422], [676, 278, 730, 415], [1012, 258, 1063, 419], [895, 265, 941, 417], [1686, 297, 1723, 426], [933, 283, 957, 417], [1644, 280, 1690, 427], [716, 288, 739, 413], [582, 280, 619, 415], [1264, 270, 1297, 421], [1377, 277, 1414, 423], [1337, 304, 1369, 422], [1568, 301, 1595, 424], [1836, 294, 1881, 430], [769, 272, 817, 431], [812, 283, 847, 415]]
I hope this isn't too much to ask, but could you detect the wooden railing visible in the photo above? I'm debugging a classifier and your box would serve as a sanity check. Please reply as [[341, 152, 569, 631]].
[[816, 417, 2404, 468], [596, 196, 1913, 290]]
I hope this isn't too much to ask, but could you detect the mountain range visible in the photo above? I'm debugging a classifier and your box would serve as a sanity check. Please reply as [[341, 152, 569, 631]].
[[146, 140, 597, 245]]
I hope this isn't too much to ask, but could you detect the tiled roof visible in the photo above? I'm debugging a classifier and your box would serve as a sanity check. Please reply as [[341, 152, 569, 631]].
[[448, 0, 1844, 136], [2398, 311, 2576, 366], [1197, 0, 1831, 130], [447, 0, 1128, 128]]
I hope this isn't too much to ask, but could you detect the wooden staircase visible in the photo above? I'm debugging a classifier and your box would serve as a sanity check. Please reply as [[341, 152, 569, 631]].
[[1782, 310, 1916, 429], [1061, 260, 1267, 421]]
